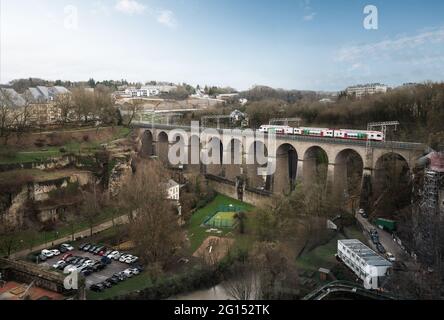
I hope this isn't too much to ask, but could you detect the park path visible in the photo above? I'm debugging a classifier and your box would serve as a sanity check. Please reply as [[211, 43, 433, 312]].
[[9, 214, 129, 260]]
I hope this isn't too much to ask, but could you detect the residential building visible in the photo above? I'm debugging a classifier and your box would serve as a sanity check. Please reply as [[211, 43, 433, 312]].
[[346, 83, 388, 98], [21, 86, 69, 125], [0, 88, 26, 107], [216, 93, 239, 100], [337, 239, 392, 289], [166, 179, 180, 201]]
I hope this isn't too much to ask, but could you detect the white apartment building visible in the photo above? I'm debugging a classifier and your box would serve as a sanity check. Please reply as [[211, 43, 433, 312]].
[[165, 179, 180, 201], [346, 83, 388, 98], [337, 239, 392, 289]]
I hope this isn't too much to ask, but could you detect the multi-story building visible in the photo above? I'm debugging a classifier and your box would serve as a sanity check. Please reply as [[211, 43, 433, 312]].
[[337, 239, 392, 289], [166, 179, 180, 201], [346, 83, 388, 98]]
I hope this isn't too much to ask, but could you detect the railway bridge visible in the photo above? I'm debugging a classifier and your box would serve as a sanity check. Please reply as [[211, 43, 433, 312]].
[[132, 122, 426, 203]]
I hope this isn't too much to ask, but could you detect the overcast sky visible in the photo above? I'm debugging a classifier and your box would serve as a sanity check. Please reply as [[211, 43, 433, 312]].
[[1, 0, 444, 91]]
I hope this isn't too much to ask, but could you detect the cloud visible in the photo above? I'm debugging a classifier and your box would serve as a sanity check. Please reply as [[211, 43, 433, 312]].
[[114, 0, 146, 15], [92, 1, 112, 16], [157, 10, 177, 28], [303, 12, 316, 21], [301, 0, 316, 22], [336, 27, 444, 62]]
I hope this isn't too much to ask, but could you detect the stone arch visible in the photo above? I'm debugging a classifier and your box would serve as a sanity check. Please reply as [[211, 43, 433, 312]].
[[303, 146, 329, 186], [157, 131, 169, 163], [224, 138, 243, 181], [140, 130, 154, 158], [246, 140, 270, 190], [187, 134, 201, 173], [373, 152, 411, 214], [274, 143, 298, 194], [333, 148, 364, 205], [205, 136, 224, 176]]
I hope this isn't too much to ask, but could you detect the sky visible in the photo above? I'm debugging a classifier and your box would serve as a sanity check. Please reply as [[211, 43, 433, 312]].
[[1, 0, 444, 91]]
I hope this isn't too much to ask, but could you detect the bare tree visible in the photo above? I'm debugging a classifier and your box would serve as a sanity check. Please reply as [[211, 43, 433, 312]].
[[117, 161, 183, 267], [222, 257, 260, 300], [0, 89, 16, 145], [0, 217, 19, 257], [123, 99, 145, 126], [72, 87, 95, 123], [80, 182, 102, 237], [54, 92, 74, 124]]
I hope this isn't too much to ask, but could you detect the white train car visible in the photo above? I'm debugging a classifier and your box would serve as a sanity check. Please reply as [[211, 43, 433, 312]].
[[334, 129, 384, 141], [259, 125, 291, 134], [258, 125, 385, 141], [299, 127, 334, 138]]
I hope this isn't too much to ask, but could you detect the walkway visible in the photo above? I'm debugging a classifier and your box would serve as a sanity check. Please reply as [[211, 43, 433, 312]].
[[9, 215, 129, 260]]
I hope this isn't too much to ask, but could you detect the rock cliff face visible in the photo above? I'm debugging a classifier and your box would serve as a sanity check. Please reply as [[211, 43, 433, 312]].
[[2, 171, 94, 227]]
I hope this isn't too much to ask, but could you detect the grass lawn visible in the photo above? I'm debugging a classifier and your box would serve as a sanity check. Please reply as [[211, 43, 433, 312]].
[[0, 207, 121, 256], [296, 226, 367, 273], [187, 194, 253, 254], [0, 126, 131, 165]]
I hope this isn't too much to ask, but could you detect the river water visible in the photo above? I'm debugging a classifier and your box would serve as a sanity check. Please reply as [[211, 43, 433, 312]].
[[169, 284, 232, 300]]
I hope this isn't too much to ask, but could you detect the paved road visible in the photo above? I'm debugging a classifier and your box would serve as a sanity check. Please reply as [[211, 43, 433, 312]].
[[355, 214, 407, 262], [10, 215, 129, 260]]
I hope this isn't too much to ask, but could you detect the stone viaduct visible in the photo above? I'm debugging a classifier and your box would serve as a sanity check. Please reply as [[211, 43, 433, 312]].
[[133, 123, 426, 205]]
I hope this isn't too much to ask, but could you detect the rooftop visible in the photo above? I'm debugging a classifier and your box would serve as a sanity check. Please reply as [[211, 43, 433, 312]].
[[339, 239, 392, 267]]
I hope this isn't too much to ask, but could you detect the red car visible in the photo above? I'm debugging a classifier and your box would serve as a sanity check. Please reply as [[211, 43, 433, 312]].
[[62, 253, 73, 261]]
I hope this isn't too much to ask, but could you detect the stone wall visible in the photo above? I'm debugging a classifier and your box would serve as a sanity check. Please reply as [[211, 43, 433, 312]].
[[207, 178, 270, 207]]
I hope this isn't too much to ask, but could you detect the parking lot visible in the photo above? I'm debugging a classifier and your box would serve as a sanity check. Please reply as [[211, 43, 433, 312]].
[[36, 243, 143, 291], [41, 250, 128, 288]]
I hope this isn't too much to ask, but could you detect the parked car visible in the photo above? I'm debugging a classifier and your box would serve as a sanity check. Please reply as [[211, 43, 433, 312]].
[[386, 252, 396, 262], [90, 283, 105, 292], [61, 243, 74, 251], [36, 254, 47, 263], [101, 256, 112, 265], [108, 277, 119, 285], [52, 260, 66, 269], [92, 262, 106, 272], [59, 246, 68, 254], [101, 280, 112, 288], [88, 245, 98, 253], [51, 249, 61, 256], [82, 260, 95, 268], [102, 250, 113, 257], [119, 254, 131, 263], [123, 269, 134, 278], [129, 268, 140, 275], [111, 252, 122, 260], [118, 271, 129, 279], [65, 256, 76, 263], [94, 246, 105, 255], [107, 251, 120, 259], [62, 253, 73, 261], [376, 243, 386, 254], [125, 256, 139, 264], [79, 243, 89, 250], [81, 268, 94, 277], [114, 273, 126, 281], [41, 249, 54, 258]]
